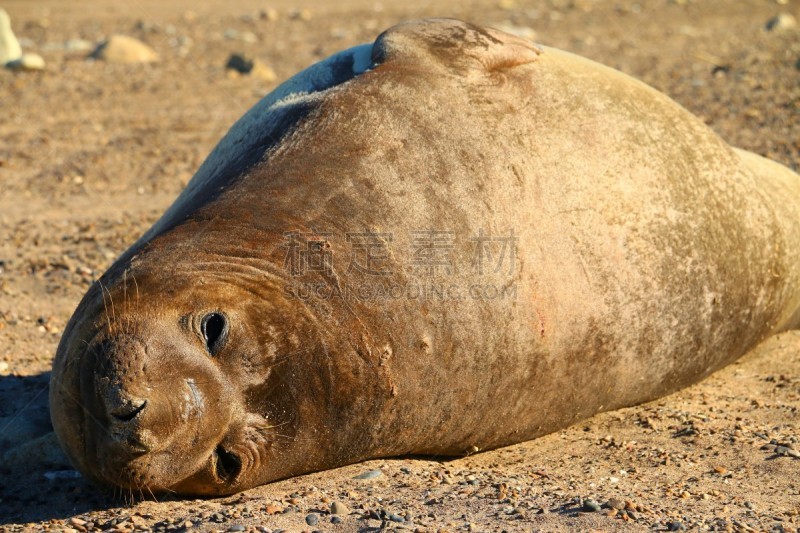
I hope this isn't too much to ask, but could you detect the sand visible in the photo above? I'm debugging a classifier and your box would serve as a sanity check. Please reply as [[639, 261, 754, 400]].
[[0, 0, 798, 531]]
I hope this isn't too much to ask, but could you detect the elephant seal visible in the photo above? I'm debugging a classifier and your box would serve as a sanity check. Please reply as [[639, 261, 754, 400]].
[[50, 18, 800, 495]]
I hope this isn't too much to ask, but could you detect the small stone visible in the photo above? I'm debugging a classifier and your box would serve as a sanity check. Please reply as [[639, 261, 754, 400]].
[[225, 53, 276, 82], [64, 39, 93, 52], [0, 8, 22, 64], [6, 53, 45, 71], [713, 466, 728, 475], [765, 13, 797, 31], [227, 526, 245, 532], [353, 469, 382, 480], [606, 498, 625, 510], [582, 499, 601, 512], [388, 514, 405, 523], [260, 8, 279, 21], [330, 501, 350, 515], [289, 8, 312, 21], [90, 35, 159, 63], [224, 29, 258, 43], [69, 518, 87, 527], [264, 504, 282, 514], [776, 445, 800, 458], [305, 513, 319, 526], [331, 516, 342, 524], [669, 521, 687, 531]]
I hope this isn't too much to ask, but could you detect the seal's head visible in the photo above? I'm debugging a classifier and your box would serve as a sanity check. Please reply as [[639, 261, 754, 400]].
[[49, 264, 322, 495]]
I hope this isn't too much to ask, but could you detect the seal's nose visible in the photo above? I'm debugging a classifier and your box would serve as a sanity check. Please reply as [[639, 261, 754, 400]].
[[110, 397, 147, 422], [103, 387, 148, 424]]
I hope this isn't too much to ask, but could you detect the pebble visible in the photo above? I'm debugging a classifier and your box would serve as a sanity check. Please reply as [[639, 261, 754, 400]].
[[224, 29, 258, 43], [225, 53, 277, 82], [330, 501, 350, 515], [775, 445, 800, 458], [289, 8, 312, 21], [6, 53, 45, 71], [0, 8, 22, 65], [669, 521, 687, 531], [606, 498, 625, 510], [305, 513, 319, 526], [582, 499, 601, 512], [354, 469, 383, 480], [227, 526, 245, 532], [264, 504, 282, 514], [765, 13, 797, 32], [90, 35, 159, 63], [65, 39, 94, 52], [388, 513, 405, 522], [331, 516, 343, 524], [260, 8, 280, 21]]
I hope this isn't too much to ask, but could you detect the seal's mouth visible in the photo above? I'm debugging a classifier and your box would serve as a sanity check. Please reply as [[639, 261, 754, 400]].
[[213, 445, 243, 483]]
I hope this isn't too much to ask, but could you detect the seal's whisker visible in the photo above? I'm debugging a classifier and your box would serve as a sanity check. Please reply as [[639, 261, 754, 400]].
[[254, 420, 292, 430], [106, 283, 118, 333], [132, 271, 141, 310], [123, 269, 128, 320], [98, 280, 113, 333]]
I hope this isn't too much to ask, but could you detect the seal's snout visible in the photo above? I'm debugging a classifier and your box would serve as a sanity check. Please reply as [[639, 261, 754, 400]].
[[105, 390, 147, 423], [111, 398, 147, 422]]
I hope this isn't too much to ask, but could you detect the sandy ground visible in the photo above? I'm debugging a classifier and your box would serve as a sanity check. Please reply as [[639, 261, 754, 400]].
[[1, 0, 799, 531]]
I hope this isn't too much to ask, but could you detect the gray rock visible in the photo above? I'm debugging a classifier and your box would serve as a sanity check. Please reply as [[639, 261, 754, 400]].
[[0, 8, 22, 65], [582, 499, 601, 512], [353, 469, 383, 480], [224, 29, 258, 43], [65, 39, 93, 52]]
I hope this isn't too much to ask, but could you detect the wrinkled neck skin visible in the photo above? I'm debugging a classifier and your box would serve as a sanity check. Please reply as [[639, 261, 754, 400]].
[[50, 220, 389, 495]]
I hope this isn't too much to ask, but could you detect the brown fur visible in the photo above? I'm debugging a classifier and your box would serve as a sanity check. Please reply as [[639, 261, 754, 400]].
[[50, 19, 800, 495]]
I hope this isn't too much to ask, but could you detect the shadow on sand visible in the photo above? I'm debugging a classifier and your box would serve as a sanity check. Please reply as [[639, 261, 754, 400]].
[[0, 372, 119, 524]]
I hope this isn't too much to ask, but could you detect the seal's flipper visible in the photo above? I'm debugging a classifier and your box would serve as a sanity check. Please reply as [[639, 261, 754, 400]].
[[371, 18, 541, 74], [735, 148, 800, 331]]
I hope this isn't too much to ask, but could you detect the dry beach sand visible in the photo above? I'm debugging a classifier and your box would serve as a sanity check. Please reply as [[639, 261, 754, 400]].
[[0, 0, 799, 531]]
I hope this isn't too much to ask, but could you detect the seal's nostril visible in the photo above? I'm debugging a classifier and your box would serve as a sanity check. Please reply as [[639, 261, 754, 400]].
[[111, 399, 147, 422], [214, 445, 242, 483]]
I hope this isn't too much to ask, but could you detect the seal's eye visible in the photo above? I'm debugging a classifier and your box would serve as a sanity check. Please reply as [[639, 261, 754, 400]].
[[201, 313, 228, 356]]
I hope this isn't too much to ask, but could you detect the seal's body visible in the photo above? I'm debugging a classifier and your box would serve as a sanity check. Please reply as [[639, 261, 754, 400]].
[[50, 19, 800, 495]]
